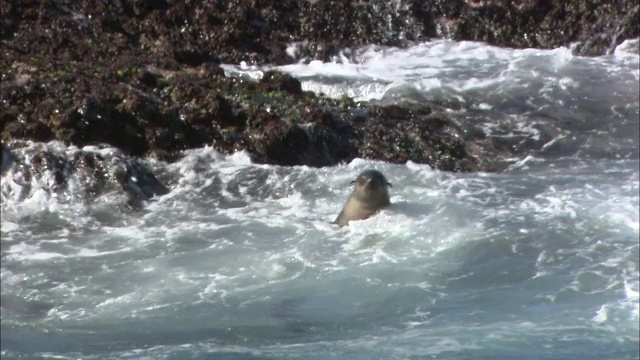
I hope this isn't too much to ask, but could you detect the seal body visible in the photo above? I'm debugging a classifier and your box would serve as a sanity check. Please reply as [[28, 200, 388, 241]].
[[334, 169, 392, 227]]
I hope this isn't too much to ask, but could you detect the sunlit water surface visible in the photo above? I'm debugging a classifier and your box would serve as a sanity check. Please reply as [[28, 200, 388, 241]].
[[2, 39, 639, 359]]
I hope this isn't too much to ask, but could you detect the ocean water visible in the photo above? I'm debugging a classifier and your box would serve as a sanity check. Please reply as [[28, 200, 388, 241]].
[[2, 39, 639, 359]]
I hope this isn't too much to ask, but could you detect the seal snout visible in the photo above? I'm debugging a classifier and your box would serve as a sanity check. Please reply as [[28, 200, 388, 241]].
[[333, 169, 393, 227], [353, 170, 392, 193]]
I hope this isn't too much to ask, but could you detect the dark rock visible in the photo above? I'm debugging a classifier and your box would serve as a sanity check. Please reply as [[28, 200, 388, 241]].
[[259, 71, 303, 95], [413, 0, 639, 56], [1, 144, 16, 174], [3, 118, 54, 143], [72, 151, 107, 199], [138, 71, 159, 88], [354, 106, 478, 172], [0, 57, 512, 171], [246, 116, 311, 166], [173, 48, 220, 67], [3, 0, 633, 175], [63, 98, 149, 156], [2, 1, 633, 67], [118, 159, 170, 202], [1, 142, 169, 205]]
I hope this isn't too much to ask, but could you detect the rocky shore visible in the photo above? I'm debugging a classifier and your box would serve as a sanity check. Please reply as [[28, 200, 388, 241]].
[[1, 0, 638, 199]]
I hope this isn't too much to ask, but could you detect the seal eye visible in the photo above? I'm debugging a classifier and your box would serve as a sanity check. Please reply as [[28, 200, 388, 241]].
[[333, 169, 392, 227]]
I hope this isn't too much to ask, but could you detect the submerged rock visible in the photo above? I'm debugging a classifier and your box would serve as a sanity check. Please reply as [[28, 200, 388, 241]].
[[0, 142, 169, 207], [1, 144, 16, 175]]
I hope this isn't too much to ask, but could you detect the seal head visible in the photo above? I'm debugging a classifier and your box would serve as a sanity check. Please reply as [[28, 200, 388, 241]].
[[334, 169, 392, 227]]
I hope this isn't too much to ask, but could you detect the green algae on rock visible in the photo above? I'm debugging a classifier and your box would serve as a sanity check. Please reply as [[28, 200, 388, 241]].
[[3, 0, 634, 173]]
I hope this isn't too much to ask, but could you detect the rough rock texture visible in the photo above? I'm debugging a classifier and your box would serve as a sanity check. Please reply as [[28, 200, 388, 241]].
[[1, 142, 169, 207], [2, 1, 634, 66], [417, 0, 639, 57], [2, 58, 500, 171], [1, 0, 636, 176]]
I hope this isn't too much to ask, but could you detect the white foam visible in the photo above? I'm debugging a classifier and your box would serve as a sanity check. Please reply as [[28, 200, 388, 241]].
[[625, 278, 640, 320], [614, 38, 640, 56], [2, 39, 639, 358], [95, 293, 136, 309], [5, 243, 65, 261], [0, 220, 19, 233], [76, 247, 134, 258], [220, 40, 597, 104]]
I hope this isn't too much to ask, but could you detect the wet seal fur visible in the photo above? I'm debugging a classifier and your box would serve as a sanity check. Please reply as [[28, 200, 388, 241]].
[[334, 169, 392, 227]]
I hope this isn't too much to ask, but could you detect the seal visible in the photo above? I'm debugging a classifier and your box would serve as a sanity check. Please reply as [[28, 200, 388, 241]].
[[334, 169, 392, 227]]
